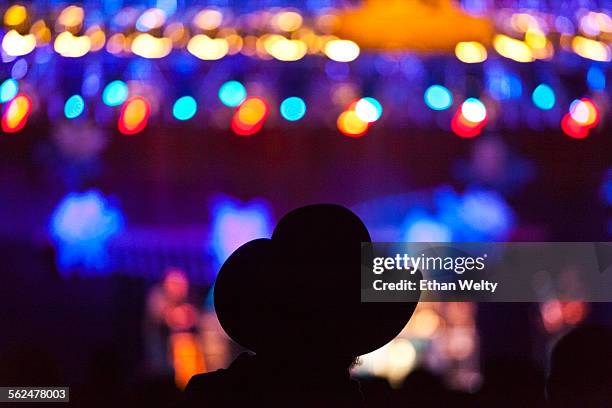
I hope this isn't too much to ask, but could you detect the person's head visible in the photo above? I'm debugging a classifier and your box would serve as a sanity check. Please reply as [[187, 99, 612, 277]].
[[214, 204, 419, 367], [546, 324, 612, 408]]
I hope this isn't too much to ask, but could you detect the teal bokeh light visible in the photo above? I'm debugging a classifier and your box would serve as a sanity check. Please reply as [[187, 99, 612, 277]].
[[280, 97, 306, 121], [424, 85, 453, 110], [218, 80, 247, 107], [532, 84, 555, 110], [173, 96, 198, 121], [102, 80, 129, 107], [64, 95, 85, 119], [0, 78, 19, 103]]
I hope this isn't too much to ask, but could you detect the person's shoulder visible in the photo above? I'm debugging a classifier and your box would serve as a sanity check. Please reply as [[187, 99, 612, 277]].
[[184, 369, 229, 394]]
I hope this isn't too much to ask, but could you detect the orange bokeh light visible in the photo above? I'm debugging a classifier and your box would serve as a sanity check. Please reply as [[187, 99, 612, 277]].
[[2, 93, 32, 133], [118, 96, 150, 135]]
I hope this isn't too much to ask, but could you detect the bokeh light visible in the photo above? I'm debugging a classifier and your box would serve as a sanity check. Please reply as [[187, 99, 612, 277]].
[[355, 97, 382, 123], [569, 98, 600, 127], [231, 96, 268, 136], [451, 109, 485, 138], [102, 80, 129, 107], [1, 93, 31, 133], [561, 113, 589, 139], [172, 96, 197, 121], [587, 65, 606, 91], [218, 80, 247, 108], [337, 110, 368, 137], [118, 96, 150, 135], [532, 84, 556, 110], [455, 41, 487, 63], [209, 195, 273, 266], [324, 40, 360, 62], [424, 85, 453, 110], [1, 30, 36, 57], [187, 35, 229, 60], [0, 78, 19, 103], [49, 190, 125, 273], [493, 34, 534, 62], [279, 97, 306, 121], [460, 98, 487, 123], [64, 94, 85, 119], [4, 4, 28, 26]]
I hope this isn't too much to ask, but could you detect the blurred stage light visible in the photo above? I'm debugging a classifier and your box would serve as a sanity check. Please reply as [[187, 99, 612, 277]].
[[218, 80, 247, 108], [131, 33, 172, 58], [54, 31, 92, 58], [280, 96, 306, 121], [49, 190, 125, 273], [231, 97, 268, 136], [136, 8, 167, 32], [266, 37, 307, 61], [493, 34, 534, 62], [64, 94, 85, 119], [57, 5, 84, 29], [86, 25, 106, 51], [403, 217, 452, 242], [2, 30, 36, 57], [455, 41, 487, 63], [187, 35, 229, 60], [587, 65, 606, 91], [355, 97, 382, 123], [324, 39, 360, 62], [1, 93, 31, 133], [532, 84, 556, 110], [337, 110, 368, 137], [569, 98, 599, 127], [118, 96, 150, 135], [561, 113, 589, 139], [193, 9, 223, 30], [173, 96, 197, 121], [274, 11, 303, 32], [571, 36, 611, 62], [424, 85, 453, 110], [102, 80, 129, 106], [451, 109, 485, 138], [237, 97, 268, 126], [0, 78, 19, 103], [460, 98, 487, 123], [4, 4, 27, 26], [487, 70, 522, 100], [460, 189, 514, 238], [209, 195, 273, 266], [11, 58, 28, 80]]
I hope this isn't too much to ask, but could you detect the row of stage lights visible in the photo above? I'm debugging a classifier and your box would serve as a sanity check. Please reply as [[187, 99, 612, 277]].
[[0, 77, 602, 138], [0, 5, 610, 63]]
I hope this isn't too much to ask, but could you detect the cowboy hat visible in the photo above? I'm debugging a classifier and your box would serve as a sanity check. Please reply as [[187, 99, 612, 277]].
[[214, 204, 419, 356]]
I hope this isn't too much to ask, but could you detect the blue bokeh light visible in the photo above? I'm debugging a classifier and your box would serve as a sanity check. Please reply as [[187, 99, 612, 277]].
[[64, 94, 86, 119], [173, 96, 198, 121], [218, 80, 247, 107], [587, 65, 606, 91], [532, 84, 556, 110], [424, 85, 453, 110], [11, 58, 28, 80], [0, 78, 18, 103], [209, 195, 273, 267], [280, 96, 306, 121], [49, 190, 125, 273], [102, 80, 129, 107], [487, 70, 522, 100]]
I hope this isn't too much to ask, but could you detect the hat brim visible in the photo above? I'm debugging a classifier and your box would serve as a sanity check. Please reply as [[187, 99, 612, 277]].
[[214, 239, 418, 356]]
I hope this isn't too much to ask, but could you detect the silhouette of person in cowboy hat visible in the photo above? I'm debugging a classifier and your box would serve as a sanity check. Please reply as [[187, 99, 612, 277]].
[[179, 204, 420, 407]]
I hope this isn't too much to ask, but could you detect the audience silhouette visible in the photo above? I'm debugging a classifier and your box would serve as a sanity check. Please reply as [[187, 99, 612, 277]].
[[179, 204, 419, 407], [546, 324, 612, 408]]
